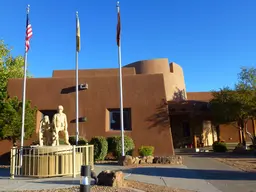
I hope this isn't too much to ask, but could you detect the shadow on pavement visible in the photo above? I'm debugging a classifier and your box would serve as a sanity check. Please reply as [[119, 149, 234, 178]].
[[0, 168, 10, 178], [35, 179, 80, 185], [34, 179, 96, 185], [122, 167, 256, 180], [177, 152, 256, 159]]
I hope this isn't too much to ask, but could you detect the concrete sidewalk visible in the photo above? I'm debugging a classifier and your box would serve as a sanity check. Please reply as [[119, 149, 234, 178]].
[[0, 164, 221, 192], [123, 165, 221, 192], [2, 155, 256, 192], [183, 155, 256, 192]]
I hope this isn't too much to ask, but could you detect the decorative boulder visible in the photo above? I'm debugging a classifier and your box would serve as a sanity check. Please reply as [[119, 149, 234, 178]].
[[133, 157, 140, 164], [145, 156, 154, 164], [118, 155, 133, 166], [153, 156, 183, 165], [139, 156, 146, 164], [138, 156, 154, 164], [97, 170, 125, 187]]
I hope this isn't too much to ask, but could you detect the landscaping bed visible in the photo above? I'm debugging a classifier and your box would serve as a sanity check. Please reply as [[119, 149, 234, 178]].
[[126, 180, 194, 192], [18, 180, 194, 192], [216, 157, 256, 173]]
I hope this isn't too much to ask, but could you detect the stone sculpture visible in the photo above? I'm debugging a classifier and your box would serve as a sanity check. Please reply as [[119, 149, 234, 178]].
[[39, 115, 52, 146], [52, 105, 70, 146]]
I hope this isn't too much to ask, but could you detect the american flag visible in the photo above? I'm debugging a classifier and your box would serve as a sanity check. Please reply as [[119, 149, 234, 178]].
[[25, 13, 32, 52]]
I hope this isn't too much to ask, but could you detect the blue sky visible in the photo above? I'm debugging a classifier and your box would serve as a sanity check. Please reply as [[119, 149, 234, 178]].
[[1, 0, 255, 92]]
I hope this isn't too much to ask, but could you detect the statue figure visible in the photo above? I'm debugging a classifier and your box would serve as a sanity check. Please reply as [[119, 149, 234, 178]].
[[52, 105, 70, 146], [39, 115, 52, 146]]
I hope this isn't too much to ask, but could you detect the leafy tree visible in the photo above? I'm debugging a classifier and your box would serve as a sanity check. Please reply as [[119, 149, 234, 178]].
[[0, 40, 36, 144], [236, 67, 256, 91], [0, 97, 37, 144], [210, 67, 256, 146], [236, 67, 256, 119]]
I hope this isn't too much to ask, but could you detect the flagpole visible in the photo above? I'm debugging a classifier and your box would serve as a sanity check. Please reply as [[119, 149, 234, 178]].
[[20, 4, 30, 166], [116, 1, 125, 156], [75, 51, 79, 146], [75, 12, 80, 145]]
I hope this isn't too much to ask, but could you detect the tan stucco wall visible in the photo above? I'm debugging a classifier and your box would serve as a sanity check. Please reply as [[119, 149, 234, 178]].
[[124, 58, 187, 101]]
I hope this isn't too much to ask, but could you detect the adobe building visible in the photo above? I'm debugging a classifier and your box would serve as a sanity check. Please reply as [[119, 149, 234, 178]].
[[1, 58, 255, 159]]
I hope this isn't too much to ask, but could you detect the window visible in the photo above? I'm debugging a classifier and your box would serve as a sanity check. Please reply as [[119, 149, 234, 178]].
[[182, 121, 190, 137], [108, 108, 131, 131]]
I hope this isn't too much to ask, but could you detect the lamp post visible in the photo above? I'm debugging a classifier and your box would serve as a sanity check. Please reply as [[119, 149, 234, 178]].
[[80, 165, 91, 192]]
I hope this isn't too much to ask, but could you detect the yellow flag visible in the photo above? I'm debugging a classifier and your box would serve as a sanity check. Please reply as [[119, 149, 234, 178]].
[[76, 12, 81, 52]]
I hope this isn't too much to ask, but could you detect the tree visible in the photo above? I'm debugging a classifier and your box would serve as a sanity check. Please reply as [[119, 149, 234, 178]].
[[0, 97, 37, 144], [210, 67, 256, 146], [236, 67, 256, 145], [236, 67, 256, 119], [0, 40, 36, 144], [236, 67, 256, 91]]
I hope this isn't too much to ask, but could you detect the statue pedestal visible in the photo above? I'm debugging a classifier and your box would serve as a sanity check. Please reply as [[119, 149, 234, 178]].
[[22, 145, 83, 177]]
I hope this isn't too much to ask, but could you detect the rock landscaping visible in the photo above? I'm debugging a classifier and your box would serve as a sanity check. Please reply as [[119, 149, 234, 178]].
[[118, 155, 183, 166], [216, 157, 256, 173], [97, 170, 125, 187]]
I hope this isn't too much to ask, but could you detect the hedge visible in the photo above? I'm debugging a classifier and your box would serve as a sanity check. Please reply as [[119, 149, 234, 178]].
[[89, 136, 108, 161], [69, 136, 88, 146], [212, 141, 227, 152], [138, 146, 154, 156], [107, 135, 135, 158]]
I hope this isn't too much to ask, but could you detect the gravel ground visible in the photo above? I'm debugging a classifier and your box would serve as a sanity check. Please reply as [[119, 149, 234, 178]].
[[13, 180, 194, 192], [216, 157, 256, 172], [126, 180, 194, 192]]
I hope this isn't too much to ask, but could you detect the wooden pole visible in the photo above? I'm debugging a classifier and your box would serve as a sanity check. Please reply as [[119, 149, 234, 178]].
[[252, 118, 256, 136]]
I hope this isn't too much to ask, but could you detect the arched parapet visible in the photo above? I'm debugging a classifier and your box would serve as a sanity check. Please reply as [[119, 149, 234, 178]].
[[124, 58, 187, 101], [169, 62, 184, 77], [124, 58, 170, 74]]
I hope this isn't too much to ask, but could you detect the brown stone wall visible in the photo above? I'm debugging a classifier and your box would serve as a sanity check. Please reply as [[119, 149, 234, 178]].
[[187, 92, 213, 102], [219, 119, 255, 143], [52, 68, 136, 78], [125, 59, 187, 101], [4, 73, 174, 157]]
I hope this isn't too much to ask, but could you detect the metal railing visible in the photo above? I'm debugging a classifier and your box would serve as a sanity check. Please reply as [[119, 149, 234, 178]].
[[10, 144, 94, 179]]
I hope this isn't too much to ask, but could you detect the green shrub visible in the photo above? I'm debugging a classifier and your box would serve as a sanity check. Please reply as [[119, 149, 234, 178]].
[[212, 141, 227, 152], [138, 146, 154, 156], [107, 136, 118, 152], [69, 136, 76, 145], [108, 135, 135, 158], [249, 144, 256, 150], [89, 136, 108, 161], [69, 136, 88, 146], [78, 138, 87, 146]]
